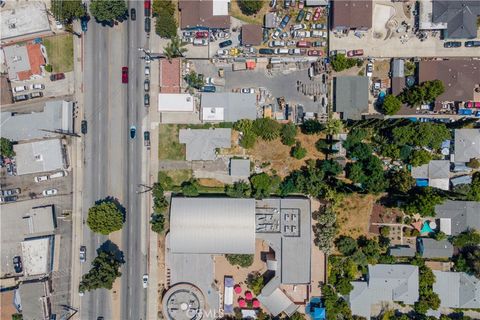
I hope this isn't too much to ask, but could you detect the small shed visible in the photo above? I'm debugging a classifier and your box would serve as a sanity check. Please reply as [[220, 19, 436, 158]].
[[230, 158, 250, 178]]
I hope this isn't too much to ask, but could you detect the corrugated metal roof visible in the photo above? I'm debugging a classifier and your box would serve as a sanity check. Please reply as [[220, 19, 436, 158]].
[[334, 76, 369, 120], [201, 93, 257, 122], [169, 197, 256, 254]]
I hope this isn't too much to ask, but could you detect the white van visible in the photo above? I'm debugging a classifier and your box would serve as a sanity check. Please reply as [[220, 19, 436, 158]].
[[14, 86, 28, 93], [49, 171, 67, 179], [274, 48, 289, 54]]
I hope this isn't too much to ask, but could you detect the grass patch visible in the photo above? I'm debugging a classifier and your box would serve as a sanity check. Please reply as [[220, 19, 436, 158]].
[[160, 169, 192, 189], [230, 0, 270, 25], [158, 124, 186, 160], [43, 34, 74, 72]]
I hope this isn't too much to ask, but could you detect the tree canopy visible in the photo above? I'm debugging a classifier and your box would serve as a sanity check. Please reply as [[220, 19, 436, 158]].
[[0, 137, 14, 158], [400, 80, 445, 107], [250, 173, 280, 199], [181, 180, 199, 197], [164, 36, 187, 61], [301, 119, 324, 134], [89, 0, 127, 22], [225, 181, 251, 198], [87, 200, 124, 235], [153, 0, 177, 38], [388, 169, 415, 193], [51, 0, 86, 22], [330, 54, 359, 72], [403, 187, 445, 217], [252, 118, 282, 141], [291, 142, 307, 159], [408, 149, 433, 167], [237, 0, 263, 15], [466, 172, 480, 201], [281, 123, 297, 146], [382, 95, 402, 115], [225, 254, 254, 267], [392, 122, 451, 149]]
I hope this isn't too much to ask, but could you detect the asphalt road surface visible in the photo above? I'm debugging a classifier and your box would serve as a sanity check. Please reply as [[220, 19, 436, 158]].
[[80, 1, 148, 319]]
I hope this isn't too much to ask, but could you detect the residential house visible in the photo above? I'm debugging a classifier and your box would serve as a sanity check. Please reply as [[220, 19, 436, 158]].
[[160, 58, 181, 93], [331, 0, 373, 33], [454, 129, 480, 163], [391, 59, 406, 96], [435, 200, 480, 236], [3, 43, 46, 81], [432, 0, 480, 39], [411, 160, 450, 191], [348, 264, 419, 318], [389, 245, 416, 257], [417, 238, 453, 259], [334, 76, 369, 120], [433, 271, 480, 309]]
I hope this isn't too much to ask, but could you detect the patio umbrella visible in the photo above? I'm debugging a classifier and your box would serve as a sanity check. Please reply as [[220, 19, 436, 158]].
[[238, 298, 246, 308], [234, 285, 242, 294], [252, 299, 260, 308], [245, 291, 253, 301]]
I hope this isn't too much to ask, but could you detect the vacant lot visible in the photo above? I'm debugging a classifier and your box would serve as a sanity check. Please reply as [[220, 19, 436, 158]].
[[43, 34, 74, 72], [336, 194, 380, 239], [158, 124, 186, 160]]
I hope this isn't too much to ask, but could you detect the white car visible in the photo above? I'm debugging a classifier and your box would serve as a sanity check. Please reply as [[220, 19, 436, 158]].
[[216, 49, 229, 56], [49, 171, 67, 179], [34, 175, 49, 182], [42, 189, 58, 196], [366, 63, 373, 77], [13, 86, 28, 93], [55, 20, 64, 30], [30, 84, 45, 90], [205, 77, 215, 85], [241, 88, 256, 94], [144, 66, 150, 76], [142, 274, 149, 288]]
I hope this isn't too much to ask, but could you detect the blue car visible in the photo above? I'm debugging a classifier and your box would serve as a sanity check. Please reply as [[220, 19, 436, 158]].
[[130, 126, 136, 139], [280, 15, 290, 29], [81, 16, 88, 32]]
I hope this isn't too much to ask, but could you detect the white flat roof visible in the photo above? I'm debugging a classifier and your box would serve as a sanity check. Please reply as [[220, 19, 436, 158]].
[[0, 2, 51, 40], [21, 237, 52, 276], [158, 94, 194, 112], [13, 139, 64, 175], [212, 0, 230, 16], [202, 107, 224, 121]]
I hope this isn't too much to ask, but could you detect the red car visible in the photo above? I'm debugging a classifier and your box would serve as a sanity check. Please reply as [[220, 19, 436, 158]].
[[122, 67, 128, 83], [144, 0, 151, 16], [313, 7, 322, 21], [347, 49, 364, 57], [466, 101, 480, 108], [195, 31, 209, 38], [307, 49, 323, 56], [50, 73, 65, 81]]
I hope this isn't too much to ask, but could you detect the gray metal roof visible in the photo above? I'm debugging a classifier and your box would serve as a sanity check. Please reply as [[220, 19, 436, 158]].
[[435, 200, 480, 236], [0, 100, 73, 141], [454, 129, 480, 163], [23, 206, 55, 235], [411, 163, 429, 179], [418, 238, 454, 258], [334, 76, 369, 120], [306, 0, 329, 6], [179, 128, 231, 161], [0, 2, 51, 41], [411, 160, 450, 179], [450, 175, 472, 187], [3, 44, 30, 80], [349, 264, 419, 318], [432, 0, 480, 39], [389, 245, 416, 257], [392, 59, 405, 78], [433, 271, 480, 309], [14, 139, 65, 175], [229, 158, 250, 177], [169, 197, 256, 254], [18, 280, 50, 320], [264, 13, 277, 28], [257, 288, 298, 317], [201, 93, 257, 122]]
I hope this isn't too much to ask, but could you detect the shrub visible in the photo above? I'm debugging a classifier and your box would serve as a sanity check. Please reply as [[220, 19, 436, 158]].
[[237, 0, 263, 15], [291, 142, 307, 159], [280, 123, 297, 146], [181, 180, 199, 196], [225, 254, 254, 267], [44, 64, 53, 72], [252, 118, 281, 141]]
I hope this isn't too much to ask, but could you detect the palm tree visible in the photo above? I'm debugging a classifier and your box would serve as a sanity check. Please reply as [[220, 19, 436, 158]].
[[163, 36, 187, 62], [325, 118, 344, 136]]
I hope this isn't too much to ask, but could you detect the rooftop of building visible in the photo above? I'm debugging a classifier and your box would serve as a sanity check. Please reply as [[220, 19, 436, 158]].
[[334, 76, 369, 120], [160, 58, 181, 93], [201, 92, 257, 122], [179, 0, 230, 29], [179, 128, 231, 161], [13, 139, 65, 176], [331, 0, 373, 29], [0, 2, 51, 41]]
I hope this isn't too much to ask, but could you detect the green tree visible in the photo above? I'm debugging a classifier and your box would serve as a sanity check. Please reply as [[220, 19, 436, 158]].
[[456, 246, 480, 278], [153, 0, 177, 38], [330, 54, 358, 72], [240, 131, 257, 149], [252, 118, 282, 141], [361, 155, 388, 194], [467, 158, 480, 169], [452, 229, 480, 248], [467, 172, 480, 201], [400, 80, 445, 107], [382, 95, 402, 115], [12, 314, 23, 320], [152, 183, 169, 213], [181, 180, 199, 196], [0, 137, 15, 158], [150, 213, 165, 233], [184, 70, 204, 89], [79, 244, 124, 292], [225, 254, 254, 267], [347, 142, 373, 161], [163, 36, 187, 61], [343, 128, 368, 150], [313, 207, 337, 254], [51, 0, 86, 22], [234, 119, 254, 133], [346, 162, 366, 184], [247, 272, 264, 295], [89, 0, 127, 23], [388, 168, 415, 193], [226, 181, 251, 198], [158, 172, 174, 190], [433, 231, 447, 241], [335, 236, 358, 256], [87, 201, 124, 235], [237, 0, 263, 15], [320, 160, 342, 177], [301, 119, 324, 134], [288, 313, 306, 320], [281, 123, 297, 146], [325, 118, 344, 136], [409, 149, 433, 167], [250, 173, 279, 199], [291, 142, 307, 159], [392, 123, 451, 149], [403, 187, 445, 217]]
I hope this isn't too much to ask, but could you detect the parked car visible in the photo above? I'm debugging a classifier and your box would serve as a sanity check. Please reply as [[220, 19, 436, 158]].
[[269, 40, 285, 47], [296, 9, 305, 22], [122, 67, 128, 83], [29, 92, 43, 99], [443, 41, 461, 48], [1, 188, 20, 196], [193, 38, 208, 46], [42, 189, 58, 197], [274, 48, 289, 54], [50, 171, 66, 179], [201, 85, 216, 92], [464, 41, 480, 47], [14, 95, 29, 102], [195, 31, 209, 38], [50, 73, 65, 81], [216, 49, 229, 56], [144, 17, 151, 33], [241, 88, 255, 94], [30, 84, 45, 90], [144, 131, 150, 148], [259, 48, 274, 55], [144, 79, 150, 92], [34, 175, 49, 182], [311, 23, 325, 29], [312, 41, 326, 47], [219, 40, 232, 48], [130, 8, 136, 20], [130, 126, 136, 139], [13, 256, 22, 273], [144, 93, 150, 107], [366, 63, 373, 77], [307, 49, 322, 56], [0, 195, 18, 203], [291, 23, 306, 31], [289, 48, 306, 55], [272, 29, 281, 39], [142, 274, 149, 288], [311, 30, 327, 38], [347, 49, 364, 57], [14, 86, 27, 93], [80, 246, 86, 263], [296, 41, 312, 48], [298, 0, 304, 9], [305, 10, 312, 21], [81, 16, 88, 32], [144, 0, 151, 16], [313, 7, 322, 21], [205, 77, 215, 85], [81, 120, 87, 134], [280, 15, 290, 29], [144, 66, 150, 76]]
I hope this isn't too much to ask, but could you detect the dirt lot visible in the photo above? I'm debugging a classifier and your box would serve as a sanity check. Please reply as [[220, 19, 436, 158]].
[[336, 194, 380, 239]]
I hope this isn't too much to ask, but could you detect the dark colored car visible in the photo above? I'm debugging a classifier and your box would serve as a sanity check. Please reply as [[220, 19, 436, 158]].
[[29, 92, 43, 99], [130, 8, 136, 21], [144, 131, 150, 148], [296, 9, 305, 23], [259, 48, 274, 55], [130, 126, 136, 139], [81, 16, 88, 32], [201, 85, 216, 92], [144, 79, 150, 92], [465, 41, 480, 47], [144, 17, 151, 33], [14, 94, 29, 102], [1, 195, 18, 203], [219, 40, 232, 48], [122, 67, 128, 83], [280, 15, 290, 29], [13, 256, 22, 273], [144, 94, 150, 107], [50, 73, 65, 81], [81, 120, 87, 134], [444, 41, 461, 48]]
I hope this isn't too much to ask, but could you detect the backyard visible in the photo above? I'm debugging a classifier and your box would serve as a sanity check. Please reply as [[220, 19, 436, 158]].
[[43, 34, 74, 72], [335, 194, 380, 239]]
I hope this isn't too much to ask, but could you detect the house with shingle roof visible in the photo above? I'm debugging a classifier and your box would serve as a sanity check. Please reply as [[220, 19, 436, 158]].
[[454, 129, 480, 163], [433, 271, 480, 309], [417, 238, 453, 259], [411, 160, 450, 190], [435, 200, 480, 236], [432, 0, 480, 39]]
